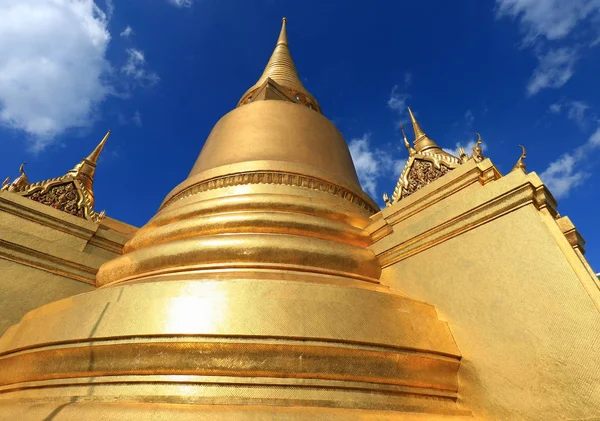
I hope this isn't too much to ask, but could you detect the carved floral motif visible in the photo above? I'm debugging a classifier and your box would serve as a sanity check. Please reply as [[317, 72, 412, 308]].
[[26, 182, 85, 219], [401, 160, 450, 199]]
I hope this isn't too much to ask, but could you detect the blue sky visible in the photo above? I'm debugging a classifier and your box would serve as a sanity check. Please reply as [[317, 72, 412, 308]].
[[1, 0, 599, 270]]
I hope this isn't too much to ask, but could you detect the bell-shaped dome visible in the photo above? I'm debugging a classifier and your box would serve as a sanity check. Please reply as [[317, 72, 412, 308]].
[[0, 18, 470, 421]]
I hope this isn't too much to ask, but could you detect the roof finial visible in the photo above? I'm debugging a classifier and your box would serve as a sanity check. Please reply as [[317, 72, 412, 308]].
[[471, 133, 484, 163], [406, 107, 447, 153], [1, 176, 10, 191], [86, 130, 110, 164], [277, 17, 288, 46], [511, 145, 527, 172], [400, 124, 416, 156], [5, 162, 30, 192], [407, 107, 426, 141]]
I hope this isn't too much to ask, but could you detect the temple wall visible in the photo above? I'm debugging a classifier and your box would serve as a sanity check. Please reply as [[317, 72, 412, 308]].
[[0, 192, 136, 336], [369, 160, 600, 420], [0, 261, 93, 335]]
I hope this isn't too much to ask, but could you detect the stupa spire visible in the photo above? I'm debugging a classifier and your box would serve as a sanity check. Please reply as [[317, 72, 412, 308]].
[[408, 107, 426, 141], [277, 17, 288, 46], [238, 18, 320, 112], [68, 130, 110, 183], [86, 130, 110, 164], [66, 130, 110, 208], [255, 17, 304, 93], [407, 107, 443, 153]]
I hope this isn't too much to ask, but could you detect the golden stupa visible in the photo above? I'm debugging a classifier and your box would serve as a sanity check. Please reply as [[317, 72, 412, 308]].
[[0, 19, 599, 421]]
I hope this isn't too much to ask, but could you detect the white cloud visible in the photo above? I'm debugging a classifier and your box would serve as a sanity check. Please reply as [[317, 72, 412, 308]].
[[566, 100, 590, 126], [527, 48, 578, 96], [122, 48, 159, 85], [443, 137, 486, 158], [539, 153, 588, 198], [349, 134, 402, 199], [0, 0, 112, 152], [104, 0, 114, 20], [549, 103, 563, 113], [0, 1, 158, 151], [120, 26, 134, 37], [548, 99, 593, 128], [540, 126, 600, 198], [404, 72, 413, 87], [496, 0, 600, 95], [387, 85, 409, 123], [465, 109, 475, 127], [132, 111, 142, 127], [496, 0, 600, 43], [168, 0, 193, 7]]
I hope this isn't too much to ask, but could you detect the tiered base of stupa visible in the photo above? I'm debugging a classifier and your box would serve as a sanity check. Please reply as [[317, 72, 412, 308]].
[[0, 278, 471, 420]]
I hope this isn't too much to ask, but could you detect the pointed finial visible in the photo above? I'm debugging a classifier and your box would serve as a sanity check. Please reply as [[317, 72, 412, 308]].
[[512, 145, 527, 172], [406, 107, 448, 154], [383, 192, 392, 207], [471, 133, 484, 163], [7, 162, 30, 192], [400, 124, 416, 156], [407, 107, 426, 141], [277, 17, 288, 46], [238, 18, 320, 112], [86, 130, 110, 164]]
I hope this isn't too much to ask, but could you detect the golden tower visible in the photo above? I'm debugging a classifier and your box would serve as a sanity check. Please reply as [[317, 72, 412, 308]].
[[0, 19, 471, 420], [1, 19, 600, 421]]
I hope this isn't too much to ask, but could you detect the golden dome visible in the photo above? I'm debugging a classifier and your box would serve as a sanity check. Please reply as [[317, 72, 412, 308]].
[[0, 19, 469, 420], [171, 100, 367, 204]]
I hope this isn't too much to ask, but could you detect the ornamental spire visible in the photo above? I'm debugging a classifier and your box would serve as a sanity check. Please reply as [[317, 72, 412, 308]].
[[254, 17, 304, 93], [86, 130, 110, 164], [407, 107, 442, 153], [511, 145, 527, 172], [238, 18, 321, 112], [67, 130, 110, 208], [400, 124, 416, 156], [277, 17, 288, 46]]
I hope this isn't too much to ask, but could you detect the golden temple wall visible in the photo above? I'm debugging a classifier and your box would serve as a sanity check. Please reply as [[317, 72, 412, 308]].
[[0, 191, 136, 335], [368, 159, 600, 420]]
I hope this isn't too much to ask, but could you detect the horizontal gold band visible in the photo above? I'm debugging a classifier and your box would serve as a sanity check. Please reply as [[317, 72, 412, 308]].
[[0, 340, 459, 391], [97, 234, 381, 287], [161, 170, 378, 214]]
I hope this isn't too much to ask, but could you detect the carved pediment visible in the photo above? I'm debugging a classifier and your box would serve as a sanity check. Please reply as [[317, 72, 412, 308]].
[[400, 158, 451, 200], [1, 132, 110, 223]]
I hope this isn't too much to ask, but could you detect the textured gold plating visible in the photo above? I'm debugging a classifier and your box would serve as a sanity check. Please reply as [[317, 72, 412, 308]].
[[161, 170, 379, 214]]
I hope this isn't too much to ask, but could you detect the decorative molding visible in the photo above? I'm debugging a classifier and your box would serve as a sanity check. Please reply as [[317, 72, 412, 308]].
[[0, 193, 96, 241], [376, 183, 538, 268], [556, 216, 586, 254], [0, 193, 127, 257], [238, 78, 321, 113], [161, 171, 378, 214], [0, 239, 97, 285]]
